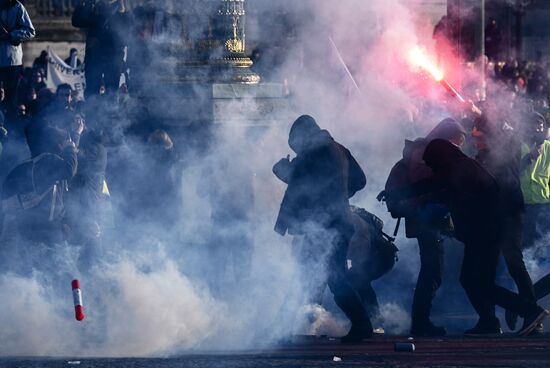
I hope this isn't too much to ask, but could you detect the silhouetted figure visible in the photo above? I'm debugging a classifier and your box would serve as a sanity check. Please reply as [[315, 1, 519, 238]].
[[473, 114, 537, 333], [485, 18, 502, 62], [32, 50, 47, 73], [64, 48, 82, 68], [382, 118, 466, 337], [273, 115, 371, 343], [72, 0, 130, 97], [392, 139, 548, 336]]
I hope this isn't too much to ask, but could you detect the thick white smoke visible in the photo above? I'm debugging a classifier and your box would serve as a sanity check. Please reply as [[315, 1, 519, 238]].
[[3, 0, 545, 358]]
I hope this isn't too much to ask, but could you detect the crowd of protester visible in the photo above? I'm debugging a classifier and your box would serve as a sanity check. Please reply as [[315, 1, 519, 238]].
[[0, 0, 183, 274], [383, 52, 550, 340], [488, 59, 550, 117]]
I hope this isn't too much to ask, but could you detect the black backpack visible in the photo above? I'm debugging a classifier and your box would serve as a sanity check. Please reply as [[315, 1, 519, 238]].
[[1, 153, 65, 221], [384, 159, 411, 219], [350, 206, 399, 280]]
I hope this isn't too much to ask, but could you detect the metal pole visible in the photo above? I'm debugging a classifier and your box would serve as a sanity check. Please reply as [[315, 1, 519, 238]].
[[481, 0, 486, 100]]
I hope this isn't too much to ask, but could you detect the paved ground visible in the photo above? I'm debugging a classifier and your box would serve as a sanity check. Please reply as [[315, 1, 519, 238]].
[[250, 334, 550, 367], [2, 335, 550, 367]]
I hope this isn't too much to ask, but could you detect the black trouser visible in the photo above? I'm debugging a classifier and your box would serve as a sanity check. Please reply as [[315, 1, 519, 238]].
[[523, 204, 550, 301], [499, 213, 536, 303], [461, 237, 540, 325], [348, 265, 381, 323], [85, 57, 122, 98], [411, 231, 444, 326], [299, 229, 372, 330], [0, 66, 22, 112]]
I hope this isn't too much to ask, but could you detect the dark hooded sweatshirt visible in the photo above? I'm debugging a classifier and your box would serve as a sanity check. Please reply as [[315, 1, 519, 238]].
[[388, 139, 500, 245], [420, 139, 500, 244], [275, 116, 366, 236]]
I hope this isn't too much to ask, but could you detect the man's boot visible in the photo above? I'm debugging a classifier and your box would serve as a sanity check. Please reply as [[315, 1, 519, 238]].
[[464, 317, 503, 337], [341, 319, 373, 343]]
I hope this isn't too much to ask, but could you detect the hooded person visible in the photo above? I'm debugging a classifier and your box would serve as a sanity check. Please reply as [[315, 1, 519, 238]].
[[473, 113, 537, 333], [425, 118, 467, 146], [273, 115, 371, 343], [380, 118, 466, 337], [396, 139, 549, 336]]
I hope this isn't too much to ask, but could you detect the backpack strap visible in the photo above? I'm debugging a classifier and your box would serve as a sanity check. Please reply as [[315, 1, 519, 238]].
[[393, 217, 401, 237]]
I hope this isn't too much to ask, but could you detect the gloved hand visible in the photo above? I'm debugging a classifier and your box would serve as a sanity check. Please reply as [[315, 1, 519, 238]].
[[273, 155, 293, 183]]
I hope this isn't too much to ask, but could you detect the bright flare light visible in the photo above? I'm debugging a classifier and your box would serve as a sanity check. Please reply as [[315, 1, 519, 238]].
[[407, 45, 482, 115], [408, 46, 444, 82]]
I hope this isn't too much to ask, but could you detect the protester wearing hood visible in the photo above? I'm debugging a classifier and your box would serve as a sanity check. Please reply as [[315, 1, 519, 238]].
[[380, 118, 465, 337], [425, 118, 467, 146], [473, 113, 538, 333], [394, 139, 548, 336], [273, 115, 371, 343]]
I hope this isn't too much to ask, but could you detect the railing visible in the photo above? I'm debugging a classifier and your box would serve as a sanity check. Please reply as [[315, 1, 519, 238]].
[[34, 0, 76, 18], [32, 0, 144, 19]]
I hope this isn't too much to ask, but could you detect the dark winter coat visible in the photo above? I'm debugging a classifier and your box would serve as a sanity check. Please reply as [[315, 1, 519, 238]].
[[275, 126, 366, 237], [72, 1, 128, 69], [421, 139, 500, 244]]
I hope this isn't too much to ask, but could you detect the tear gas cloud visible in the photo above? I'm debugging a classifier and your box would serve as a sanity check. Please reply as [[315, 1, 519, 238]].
[[0, 0, 546, 357]]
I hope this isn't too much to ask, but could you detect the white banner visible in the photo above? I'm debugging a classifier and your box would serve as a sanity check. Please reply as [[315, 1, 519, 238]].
[[46, 48, 86, 99]]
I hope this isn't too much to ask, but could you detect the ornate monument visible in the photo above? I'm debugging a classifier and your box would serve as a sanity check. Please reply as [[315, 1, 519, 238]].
[[153, 0, 259, 85], [147, 0, 286, 127]]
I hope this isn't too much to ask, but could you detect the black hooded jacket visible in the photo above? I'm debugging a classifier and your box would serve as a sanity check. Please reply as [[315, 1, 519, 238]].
[[420, 139, 500, 244], [386, 139, 500, 244], [384, 118, 466, 238], [275, 116, 366, 236]]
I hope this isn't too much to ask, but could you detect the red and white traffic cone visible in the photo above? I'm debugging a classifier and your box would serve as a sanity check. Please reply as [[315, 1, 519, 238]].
[[72, 279, 85, 321]]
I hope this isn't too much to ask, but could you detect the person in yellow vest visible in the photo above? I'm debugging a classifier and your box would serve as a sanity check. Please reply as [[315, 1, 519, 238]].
[[506, 112, 550, 333]]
